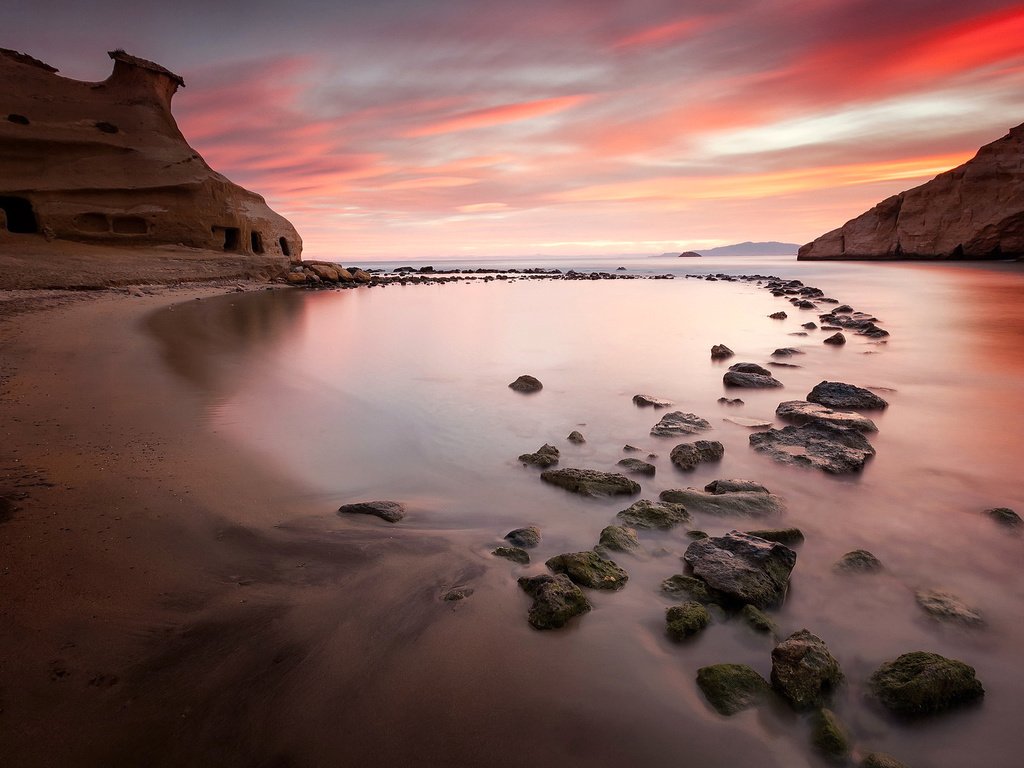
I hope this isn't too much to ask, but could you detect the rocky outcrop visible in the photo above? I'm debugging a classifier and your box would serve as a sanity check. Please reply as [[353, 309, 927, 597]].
[[683, 531, 797, 609], [0, 49, 301, 262], [799, 122, 1024, 260]]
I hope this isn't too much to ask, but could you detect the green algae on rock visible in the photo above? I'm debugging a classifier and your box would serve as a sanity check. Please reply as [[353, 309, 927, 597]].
[[492, 546, 530, 565], [771, 629, 844, 710], [811, 708, 850, 760], [617, 498, 691, 529], [868, 651, 984, 714], [696, 664, 771, 715], [518, 573, 591, 630], [666, 601, 711, 640], [546, 550, 629, 590]]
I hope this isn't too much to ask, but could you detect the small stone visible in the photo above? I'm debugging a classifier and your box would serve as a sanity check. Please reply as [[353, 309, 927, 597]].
[[617, 499, 691, 529], [540, 468, 641, 497], [769, 311, 788, 319], [505, 526, 541, 548], [669, 440, 724, 470], [729, 361, 772, 376], [566, 430, 586, 444], [546, 551, 629, 590], [518, 443, 560, 468], [633, 394, 673, 408], [598, 524, 639, 552], [824, 332, 847, 345], [650, 411, 712, 436], [623, 444, 641, 452], [834, 549, 883, 573], [869, 651, 984, 714], [666, 602, 711, 640], [811, 708, 850, 760], [704, 479, 769, 494], [915, 589, 984, 626], [807, 381, 888, 410], [723, 371, 783, 388], [493, 546, 530, 564], [718, 397, 744, 406], [984, 506, 1022, 527], [337, 500, 406, 523], [711, 344, 735, 359], [802, 322, 817, 329], [518, 574, 591, 630], [617, 458, 656, 476], [740, 604, 777, 634], [442, 586, 475, 601], [771, 347, 804, 357], [696, 664, 771, 715], [509, 374, 543, 393]]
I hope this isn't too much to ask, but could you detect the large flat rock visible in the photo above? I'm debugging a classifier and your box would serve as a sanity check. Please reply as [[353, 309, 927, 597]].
[[683, 530, 797, 608], [749, 423, 875, 473]]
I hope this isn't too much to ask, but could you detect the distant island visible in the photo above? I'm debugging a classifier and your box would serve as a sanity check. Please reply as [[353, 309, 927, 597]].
[[695, 241, 802, 257]]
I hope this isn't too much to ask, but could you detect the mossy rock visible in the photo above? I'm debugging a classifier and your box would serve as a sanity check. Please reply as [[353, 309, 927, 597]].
[[617, 499, 691, 529], [696, 664, 770, 715], [660, 574, 716, 604], [519, 444, 560, 468], [504, 526, 541, 548], [868, 651, 984, 714], [546, 551, 628, 590], [518, 573, 591, 629], [771, 629, 844, 710], [811, 708, 850, 760], [493, 546, 530, 565], [666, 601, 711, 640], [740, 604, 777, 634], [834, 549, 883, 573], [540, 467, 641, 497], [598, 524, 639, 552], [861, 753, 911, 768]]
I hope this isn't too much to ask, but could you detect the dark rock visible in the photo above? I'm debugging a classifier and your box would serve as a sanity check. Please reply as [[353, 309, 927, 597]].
[[540, 468, 641, 497], [740, 604, 777, 634], [670, 440, 725, 470], [338, 500, 406, 523], [660, 488, 783, 518], [723, 371, 783, 388], [802, 321, 818, 329], [985, 506, 1022, 527], [769, 311, 788, 319], [650, 411, 712, 436], [711, 344, 735, 360], [868, 651, 984, 714], [566, 430, 586, 444], [633, 394, 673, 408], [493, 546, 530, 564], [824, 332, 847, 345], [598, 524, 639, 552], [518, 573, 592, 629], [704, 478, 769, 494], [745, 527, 805, 545], [696, 664, 771, 715], [811, 708, 850, 760], [617, 458, 656, 476], [771, 347, 804, 357], [771, 629, 844, 710], [509, 374, 543, 392], [546, 551, 629, 590], [622, 444, 641, 452], [749, 423, 875, 473], [684, 531, 797, 608], [617, 499, 691, 529], [504, 526, 541, 548], [807, 381, 888, 410], [834, 549, 883, 573], [686, 530, 709, 539], [718, 397, 745, 406], [776, 400, 878, 432], [519, 443, 560, 468], [915, 589, 983, 626], [862, 753, 912, 768], [661, 574, 716, 603], [666, 602, 711, 640], [729, 361, 772, 376], [795, 300, 817, 310], [443, 586, 475, 601]]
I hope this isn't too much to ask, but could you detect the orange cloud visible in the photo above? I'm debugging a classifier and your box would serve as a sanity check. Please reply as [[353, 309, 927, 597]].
[[612, 17, 705, 49], [403, 94, 591, 137]]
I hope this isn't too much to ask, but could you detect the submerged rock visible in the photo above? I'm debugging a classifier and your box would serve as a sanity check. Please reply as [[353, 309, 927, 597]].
[[729, 362, 772, 376], [769, 311, 788, 319], [862, 753, 912, 768], [776, 400, 878, 432], [505, 526, 541, 548], [650, 411, 712, 436], [493, 546, 530, 564], [868, 651, 984, 714], [617, 499, 691, 529], [823, 332, 847, 345], [518, 573, 591, 629], [745, 527, 805, 545], [508, 374, 543, 392], [771, 629, 844, 710], [807, 381, 888, 410], [740, 604, 777, 634], [566, 430, 586, 444], [598, 524, 639, 552], [337, 500, 406, 523], [666, 602, 711, 640], [696, 664, 771, 715], [546, 551, 629, 590], [683, 531, 797, 608], [749, 423, 876, 474], [540, 468, 641, 497], [518, 443, 560, 468], [661, 574, 717, 603], [670, 440, 725, 470], [984, 506, 1022, 527], [834, 549, 883, 573], [659, 488, 783, 518], [633, 394, 673, 408], [442, 586, 475, 601], [811, 708, 851, 760], [718, 397, 745, 406], [710, 344, 735, 360], [772, 347, 805, 357], [915, 589, 984, 626], [704, 478, 770, 494], [617, 457, 656, 476], [723, 371, 784, 388]]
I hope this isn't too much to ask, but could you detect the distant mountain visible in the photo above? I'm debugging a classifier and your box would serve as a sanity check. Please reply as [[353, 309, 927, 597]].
[[695, 241, 801, 257]]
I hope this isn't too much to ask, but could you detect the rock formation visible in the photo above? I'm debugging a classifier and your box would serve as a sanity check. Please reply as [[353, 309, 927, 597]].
[[800, 122, 1024, 260], [0, 49, 301, 262]]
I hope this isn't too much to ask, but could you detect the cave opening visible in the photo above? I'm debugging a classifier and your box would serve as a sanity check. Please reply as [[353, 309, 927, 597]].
[[0, 196, 38, 233]]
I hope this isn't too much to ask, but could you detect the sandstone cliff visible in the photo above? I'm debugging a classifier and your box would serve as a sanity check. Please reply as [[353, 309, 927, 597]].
[[0, 49, 301, 267], [799, 123, 1024, 260]]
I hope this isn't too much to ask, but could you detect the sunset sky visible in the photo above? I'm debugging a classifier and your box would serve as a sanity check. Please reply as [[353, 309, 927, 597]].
[[8, 0, 1024, 259]]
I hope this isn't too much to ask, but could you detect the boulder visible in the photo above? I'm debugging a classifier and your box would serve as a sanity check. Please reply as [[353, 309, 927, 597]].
[[669, 440, 724, 470], [492, 546, 530, 564], [769, 311, 788, 319], [508, 374, 543, 393], [729, 362, 772, 376], [770, 629, 844, 710], [802, 322, 818, 329], [633, 394, 673, 408], [540, 468, 641, 497], [337, 500, 406, 523], [749, 423, 876, 474], [518, 573, 592, 630], [776, 400, 878, 432], [598, 524, 639, 552], [518, 443, 560, 468], [665, 602, 711, 640], [683, 531, 797, 608], [650, 411, 712, 436], [546, 551, 629, 590], [617, 458, 656, 476], [868, 651, 984, 714], [799, 122, 1024, 261], [823, 332, 847, 345], [745, 527, 804, 546], [660, 574, 717, 603], [807, 381, 888, 410], [914, 589, 984, 626], [985, 506, 1022, 527], [504, 526, 541, 548], [710, 344, 735, 360], [566, 430, 586, 444], [811, 708, 850, 760], [696, 664, 771, 715], [723, 371, 783, 388], [834, 549, 883, 573], [617, 499, 691, 529], [704, 478, 770, 494], [659, 488, 783, 518]]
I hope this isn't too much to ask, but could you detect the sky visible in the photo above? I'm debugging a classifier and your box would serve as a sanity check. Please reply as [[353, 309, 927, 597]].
[[7, 0, 1024, 260]]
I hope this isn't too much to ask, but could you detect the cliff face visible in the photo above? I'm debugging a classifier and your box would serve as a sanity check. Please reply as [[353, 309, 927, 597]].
[[0, 49, 301, 262], [799, 123, 1024, 260]]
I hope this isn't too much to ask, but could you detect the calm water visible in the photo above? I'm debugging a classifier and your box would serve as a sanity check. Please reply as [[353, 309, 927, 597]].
[[148, 256, 1024, 767]]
